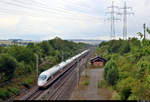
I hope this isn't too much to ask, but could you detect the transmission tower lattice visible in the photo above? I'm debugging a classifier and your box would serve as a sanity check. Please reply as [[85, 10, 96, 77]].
[[106, 1, 120, 40], [118, 1, 134, 40]]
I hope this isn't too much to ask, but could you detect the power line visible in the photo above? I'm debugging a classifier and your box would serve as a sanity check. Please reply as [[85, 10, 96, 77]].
[[30, 0, 102, 20], [106, 1, 120, 40], [28, 0, 103, 20], [5, 0, 101, 20], [118, 1, 134, 40], [60, 0, 95, 11], [0, 0, 102, 21]]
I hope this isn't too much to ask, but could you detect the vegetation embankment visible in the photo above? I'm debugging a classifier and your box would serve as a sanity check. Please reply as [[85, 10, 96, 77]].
[[96, 27, 150, 100], [0, 37, 89, 100]]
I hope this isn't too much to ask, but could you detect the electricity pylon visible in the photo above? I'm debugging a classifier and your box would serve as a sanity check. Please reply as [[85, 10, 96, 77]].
[[118, 1, 134, 40], [106, 1, 120, 40], [143, 23, 146, 39]]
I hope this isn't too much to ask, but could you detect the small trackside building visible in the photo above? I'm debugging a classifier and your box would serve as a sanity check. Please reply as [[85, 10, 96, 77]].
[[90, 56, 107, 67]]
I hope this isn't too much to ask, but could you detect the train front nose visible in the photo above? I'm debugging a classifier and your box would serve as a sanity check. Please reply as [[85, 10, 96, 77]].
[[38, 81, 46, 87]]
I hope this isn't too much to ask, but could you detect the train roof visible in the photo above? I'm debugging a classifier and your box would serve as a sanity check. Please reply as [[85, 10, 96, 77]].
[[39, 49, 90, 77], [40, 65, 59, 77]]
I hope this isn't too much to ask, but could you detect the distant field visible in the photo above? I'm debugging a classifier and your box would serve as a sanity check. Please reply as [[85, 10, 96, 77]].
[[0, 41, 12, 45], [67, 39, 105, 45]]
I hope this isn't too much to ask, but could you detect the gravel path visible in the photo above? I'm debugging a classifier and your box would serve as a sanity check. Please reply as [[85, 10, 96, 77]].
[[84, 68, 104, 100], [70, 68, 104, 100]]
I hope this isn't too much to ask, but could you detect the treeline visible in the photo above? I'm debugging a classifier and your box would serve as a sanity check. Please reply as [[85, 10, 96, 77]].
[[97, 29, 150, 100], [0, 37, 88, 100]]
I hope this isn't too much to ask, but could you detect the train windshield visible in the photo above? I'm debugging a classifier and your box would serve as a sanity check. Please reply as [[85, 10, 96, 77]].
[[39, 75, 47, 80]]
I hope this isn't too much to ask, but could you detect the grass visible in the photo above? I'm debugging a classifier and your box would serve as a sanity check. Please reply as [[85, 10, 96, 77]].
[[0, 88, 11, 100], [77, 69, 90, 90], [0, 72, 36, 100], [111, 91, 121, 100], [98, 80, 108, 88], [0, 87, 20, 100], [97, 80, 113, 100], [7, 87, 20, 95], [41, 96, 45, 100], [22, 78, 34, 89], [83, 81, 89, 86], [98, 80, 121, 100]]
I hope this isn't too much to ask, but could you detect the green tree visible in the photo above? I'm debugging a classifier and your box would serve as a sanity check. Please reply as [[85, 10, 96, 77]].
[[137, 32, 143, 40], [8, 45, 35, 64], [106, 65, 119, 85], [119, 41, 130, 54], [39, 41, 52, 56], [27, 43, 34, 48], [0, 53, 18, 81], [116, 77, 135, 100], [146, 27, 150, 34], [104, 60, 113, 80], [104, 59, 119, 85], [108, 40, 122, 53]]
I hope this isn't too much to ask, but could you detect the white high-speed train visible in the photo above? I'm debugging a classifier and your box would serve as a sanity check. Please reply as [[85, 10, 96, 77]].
[[37, 49, 89, 88]]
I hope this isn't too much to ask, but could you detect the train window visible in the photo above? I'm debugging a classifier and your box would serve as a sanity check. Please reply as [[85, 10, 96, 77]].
[[47, 76, 51, 81], [39, 75, 47, 80]]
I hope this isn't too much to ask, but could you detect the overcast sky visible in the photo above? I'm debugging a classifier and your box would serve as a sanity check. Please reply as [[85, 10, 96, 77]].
[[0, 0, 149, 41]]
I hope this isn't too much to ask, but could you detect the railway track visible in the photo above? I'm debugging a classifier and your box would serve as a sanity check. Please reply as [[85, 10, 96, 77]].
[[47, 49, 93, 100], [27, 90, 43, 100], [44, 62, 77, 100], [47, 65, 77, 100], [52, 70, 77, 100], [20, 59, 78, 100], [18, 48, 94, 100]]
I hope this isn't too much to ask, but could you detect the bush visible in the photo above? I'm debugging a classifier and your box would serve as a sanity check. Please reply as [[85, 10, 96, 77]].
[[104, 60, 113, 80], [8, 45, 36, 64], [7, 87, 20, 95], [98, 80, 107, 88], [111, 91, 121, 100], [108, 40, 122, 53], [84, 81, 89, 86], [106, 66, 119, 85], [22, 78, 33, 89], [136, 59, 150, 78], [104, 60, 119, 85], [119, 41, 130, 54], [116, 77, 135, 100], [0, 53, 18, 81], [24, 78, 33, 85], [0, 89, 11, 100], [14, 61, 25, 76], [128, 94, 139, 100], [119, 71, 130, 80]]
